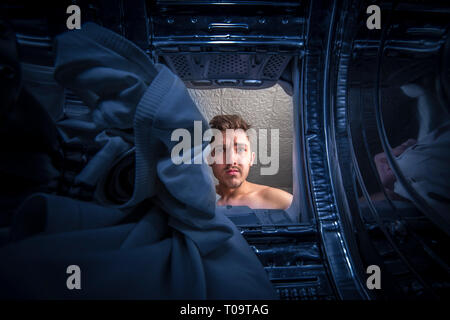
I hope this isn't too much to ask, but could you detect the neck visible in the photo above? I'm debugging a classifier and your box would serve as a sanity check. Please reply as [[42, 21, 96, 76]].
[[216, 180, 250, 201]]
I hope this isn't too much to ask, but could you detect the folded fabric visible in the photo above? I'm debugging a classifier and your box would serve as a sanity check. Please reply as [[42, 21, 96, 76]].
[[54, 22, 158, 131], [0, 23, 277, 299], [394, 120, 450, 230]]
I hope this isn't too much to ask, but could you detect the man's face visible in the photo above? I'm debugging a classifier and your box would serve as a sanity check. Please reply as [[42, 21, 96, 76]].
[[210, 129, 255, 189]]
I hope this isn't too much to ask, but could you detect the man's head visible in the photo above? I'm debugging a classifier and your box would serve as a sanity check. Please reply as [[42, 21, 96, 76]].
[[209, 114, 255, 189]]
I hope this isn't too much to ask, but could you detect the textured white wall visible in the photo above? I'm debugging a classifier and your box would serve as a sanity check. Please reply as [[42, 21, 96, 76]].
[[188, 84, 293, 193]]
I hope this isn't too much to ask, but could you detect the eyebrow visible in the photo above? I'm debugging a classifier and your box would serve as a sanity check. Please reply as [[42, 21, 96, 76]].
[[220, 142, 248, 147]]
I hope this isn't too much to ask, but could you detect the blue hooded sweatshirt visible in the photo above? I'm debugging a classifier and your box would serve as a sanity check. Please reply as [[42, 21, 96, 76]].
[[0, 23, 277, 300]]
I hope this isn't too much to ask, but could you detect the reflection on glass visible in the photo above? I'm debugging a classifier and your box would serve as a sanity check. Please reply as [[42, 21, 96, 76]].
[[377, 30, 450, 229], [344, 4, 450, 298]]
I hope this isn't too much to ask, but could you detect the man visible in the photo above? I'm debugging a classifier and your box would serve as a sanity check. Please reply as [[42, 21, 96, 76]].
[[209, 114, 293, 210], [371, 138, 417, 201]]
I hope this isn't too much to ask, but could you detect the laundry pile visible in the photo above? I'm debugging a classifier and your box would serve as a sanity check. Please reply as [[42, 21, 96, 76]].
[[0, 23, 276, 299]]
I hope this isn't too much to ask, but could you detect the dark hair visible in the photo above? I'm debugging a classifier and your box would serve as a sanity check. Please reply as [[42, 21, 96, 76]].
[[209, 114, 251, 131]]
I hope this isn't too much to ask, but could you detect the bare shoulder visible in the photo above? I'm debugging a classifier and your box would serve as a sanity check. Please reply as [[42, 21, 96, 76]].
[[260, 186, 292, 200], [254, 184, 293, 210]]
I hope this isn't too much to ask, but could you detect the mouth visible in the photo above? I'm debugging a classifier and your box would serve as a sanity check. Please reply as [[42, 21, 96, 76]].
[[225, 168, 240, 175]]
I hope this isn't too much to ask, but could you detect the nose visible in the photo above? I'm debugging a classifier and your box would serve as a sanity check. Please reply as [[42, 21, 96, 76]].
[[226, 147, 238, 165]]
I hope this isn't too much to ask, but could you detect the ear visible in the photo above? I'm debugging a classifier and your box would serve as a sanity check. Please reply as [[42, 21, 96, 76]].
[[250, 151, 255, 166], [206, 153, 215, 166]]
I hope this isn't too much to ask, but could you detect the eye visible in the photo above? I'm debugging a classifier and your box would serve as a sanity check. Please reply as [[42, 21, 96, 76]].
[[215, 147, 224, 154]]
